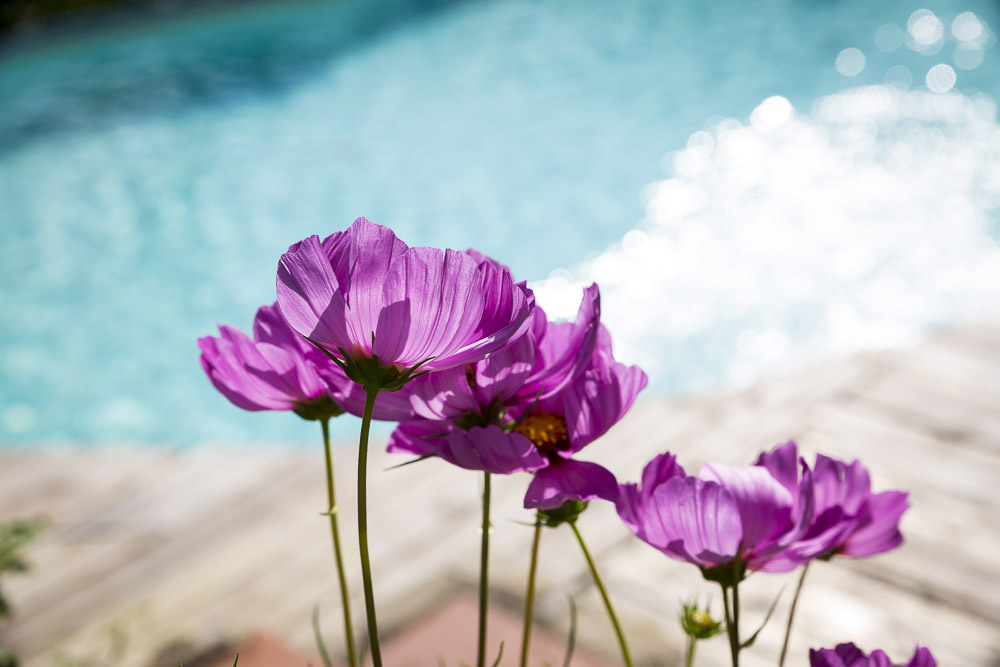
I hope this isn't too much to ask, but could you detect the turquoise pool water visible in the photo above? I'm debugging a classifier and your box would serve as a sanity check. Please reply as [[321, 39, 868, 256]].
[[1, 0, 999, 446]]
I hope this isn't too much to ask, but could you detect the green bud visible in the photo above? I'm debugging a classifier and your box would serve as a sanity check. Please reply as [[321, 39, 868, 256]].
[[680, 601, 723, 640]]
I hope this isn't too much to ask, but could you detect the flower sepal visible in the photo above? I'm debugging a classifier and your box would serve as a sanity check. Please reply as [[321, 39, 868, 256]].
[[307, 336, 434, 392], [700, 558, 747, 587], [539, 499, 589, 527], [292, 394, 345, 422]]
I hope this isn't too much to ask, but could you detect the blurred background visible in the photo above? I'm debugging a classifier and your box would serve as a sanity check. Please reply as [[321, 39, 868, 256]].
[[1, 0, 998, 448]]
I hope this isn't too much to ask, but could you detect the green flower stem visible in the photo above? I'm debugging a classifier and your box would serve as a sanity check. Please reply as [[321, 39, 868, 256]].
[[685, 635, 697, 667], [720, 583, 740, 667], [519, 512, 543, 667], [477, 472, 492, 667], [569, 522, 633, 667], [320, 418, 358, 667], [357, 386, 382, 667], [778, 562, 810, 667]]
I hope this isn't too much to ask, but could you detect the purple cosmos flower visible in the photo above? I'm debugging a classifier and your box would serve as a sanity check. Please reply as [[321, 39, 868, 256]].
[[387, 281, 647, 508], [199, 303, 341, 416], [275, 218, 534, 383], [810, 643, 936, 667], [518, 332, 647, 509], [755, 442, 909, 572], [617, 451, 809, 581]]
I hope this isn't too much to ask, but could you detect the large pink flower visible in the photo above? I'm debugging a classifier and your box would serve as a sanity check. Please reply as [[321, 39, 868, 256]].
[[276, 218, 534, 379]]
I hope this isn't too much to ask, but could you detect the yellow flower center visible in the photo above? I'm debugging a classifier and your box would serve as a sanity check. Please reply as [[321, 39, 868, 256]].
[[513, 412, 569, 455]]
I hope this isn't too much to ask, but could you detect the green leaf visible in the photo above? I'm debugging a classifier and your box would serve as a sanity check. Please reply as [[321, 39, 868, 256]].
[[383, 454, 435, 471], [740, 587, 784, 649], [490, 641, 504, 667], [311, 606, 334, 667], [561, 595, 578, 667], [232, 654, 239, 667]]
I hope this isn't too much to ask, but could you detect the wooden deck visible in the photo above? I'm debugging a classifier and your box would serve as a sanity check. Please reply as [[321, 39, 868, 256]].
[[2, 321, 999, 666]]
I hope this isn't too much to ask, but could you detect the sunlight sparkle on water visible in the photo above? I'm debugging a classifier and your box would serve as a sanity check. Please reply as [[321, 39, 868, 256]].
[[532, 85, 1000, 392]]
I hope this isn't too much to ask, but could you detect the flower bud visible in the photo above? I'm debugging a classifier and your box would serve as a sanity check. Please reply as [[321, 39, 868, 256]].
[[680, 601, 722, 640]]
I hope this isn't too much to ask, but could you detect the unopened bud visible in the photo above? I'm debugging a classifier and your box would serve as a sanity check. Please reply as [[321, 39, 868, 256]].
[[680, 601, 722, 639]]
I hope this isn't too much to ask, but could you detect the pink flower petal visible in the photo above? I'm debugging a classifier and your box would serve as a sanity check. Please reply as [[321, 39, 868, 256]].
[[524, 458, 617, 509]]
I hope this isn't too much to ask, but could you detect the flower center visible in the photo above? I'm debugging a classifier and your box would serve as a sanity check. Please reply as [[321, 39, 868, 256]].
[[513, 412, 570, 455]]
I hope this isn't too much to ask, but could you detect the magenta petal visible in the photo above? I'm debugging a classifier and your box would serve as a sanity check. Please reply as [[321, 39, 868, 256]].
[[867, 650, 895, 667], [617, 452, 686, 533], [524, 283, 601, 399], [756, 441, 800, 498], [439, 426, 546, 475], [408, 366, 481, 420], [524, 458, 618, 509], [699, 462, 794, 554], [840, 490, 909, 557], [276, 235, 351, 350], [813, 454, 871, 517], [647, 477, 742, 567], [641, 451, 686, 492], [473, 335, 536, 406], [253, 302, 311, 356], [906, 647, 936, 667], [199, 336, 278, 411], [474, 252, 535, 344], [834, 643, 869, 666], [561, 357, 648, 451], [198, 332, 304, 411], [342, 217, 409, 350], [377, 246, 485, 367], [809, 648, 848, 667], [256, 342, 325, 399], [387, 420, 443, 457]]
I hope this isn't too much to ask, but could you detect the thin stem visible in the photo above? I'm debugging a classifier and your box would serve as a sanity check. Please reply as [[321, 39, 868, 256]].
[[321, 418, 358, 667], [778, 562, 810, 667], [685, 635, 697, 667], [569, 522, 633, 667], [731, 580, 741, 667], [477, 472, 492, 667], [519, 513, 543, 667], [357, 387, 382, 667], [720, 584, 739, 667]]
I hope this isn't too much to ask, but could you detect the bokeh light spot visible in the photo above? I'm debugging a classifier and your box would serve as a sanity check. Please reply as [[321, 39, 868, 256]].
[[884, 65, 913, 88], [836, 48, 866, 76], [954, 43, 985, 70], [952, 12, 984, 42], [874, 23, 904, 52], [908, 9, 944, 46], [750, 96, 794, 133], [926, 64, 956, 93]]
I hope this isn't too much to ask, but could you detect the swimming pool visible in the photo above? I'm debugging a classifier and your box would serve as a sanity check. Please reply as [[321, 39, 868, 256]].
[[1, 0, 998, 446]]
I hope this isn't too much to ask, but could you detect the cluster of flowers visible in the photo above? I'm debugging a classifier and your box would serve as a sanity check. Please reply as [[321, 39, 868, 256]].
[[199, 218, 932, 667]]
